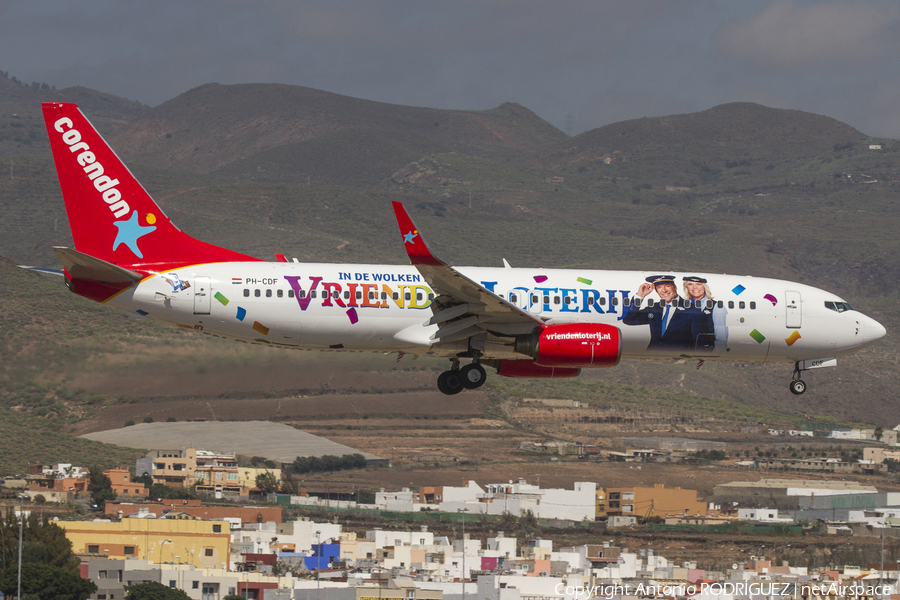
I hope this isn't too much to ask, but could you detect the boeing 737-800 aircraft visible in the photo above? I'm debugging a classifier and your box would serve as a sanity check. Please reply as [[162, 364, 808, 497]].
[[40, 102, 886, 396]]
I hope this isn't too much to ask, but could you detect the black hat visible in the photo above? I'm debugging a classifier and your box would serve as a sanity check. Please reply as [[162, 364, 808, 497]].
[[645, 275, 676, 285], [683, 276, 708, 283]]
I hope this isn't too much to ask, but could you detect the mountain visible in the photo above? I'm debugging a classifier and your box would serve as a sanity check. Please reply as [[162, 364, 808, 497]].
[[106, 83, 567, 176], [0, 74, 147, 155], [539, 102, 868, 189], [0, 79, 898, 429]]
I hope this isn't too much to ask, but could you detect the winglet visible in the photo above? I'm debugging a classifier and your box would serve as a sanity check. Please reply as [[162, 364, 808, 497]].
[[391, 201, 444, 267]]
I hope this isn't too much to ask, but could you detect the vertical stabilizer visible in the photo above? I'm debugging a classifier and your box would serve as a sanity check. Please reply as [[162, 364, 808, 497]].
[[42, 102, 259, 271]]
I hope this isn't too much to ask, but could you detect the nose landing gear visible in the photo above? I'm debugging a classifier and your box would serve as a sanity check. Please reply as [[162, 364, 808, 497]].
[[436, 356, 487, 395]]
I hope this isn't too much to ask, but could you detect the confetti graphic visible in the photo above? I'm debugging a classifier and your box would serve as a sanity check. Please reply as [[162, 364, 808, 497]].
[[252, 321, 269, 336], [749, 329, 766, 344], [214, 292, 229, 306], [577, 277, 593, 285], [346, 308, 359, 324], [732, 284, 746, 295], [764, 294, 778, 306], [534, 275, 548, 283], [785, 331, 801, 346], [236, 307, 247, 321]]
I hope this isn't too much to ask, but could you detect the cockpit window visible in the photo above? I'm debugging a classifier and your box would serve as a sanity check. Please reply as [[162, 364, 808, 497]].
[[825, 301, 853, 313]]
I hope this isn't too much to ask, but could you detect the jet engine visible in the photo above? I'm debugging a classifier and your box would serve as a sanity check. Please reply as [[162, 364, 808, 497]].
[[514, 323, 621, 368]]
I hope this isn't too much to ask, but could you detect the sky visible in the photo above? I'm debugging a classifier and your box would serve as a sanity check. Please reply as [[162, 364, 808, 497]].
[[2, 0, 899, 138]]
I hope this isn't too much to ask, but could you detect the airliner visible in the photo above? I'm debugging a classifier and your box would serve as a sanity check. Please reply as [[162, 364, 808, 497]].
[[39, 102, 886, 396]]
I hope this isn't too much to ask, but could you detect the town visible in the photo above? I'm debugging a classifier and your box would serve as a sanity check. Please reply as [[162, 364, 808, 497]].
[[6, 420, 900, 600]]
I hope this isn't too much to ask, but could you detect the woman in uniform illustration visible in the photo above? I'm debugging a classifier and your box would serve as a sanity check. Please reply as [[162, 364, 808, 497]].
[[683, 276, 728, 350]]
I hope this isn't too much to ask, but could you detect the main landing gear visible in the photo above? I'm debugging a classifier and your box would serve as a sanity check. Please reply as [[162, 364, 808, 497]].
[[790, 363, 807, 395], [437, 357, 487, 395]]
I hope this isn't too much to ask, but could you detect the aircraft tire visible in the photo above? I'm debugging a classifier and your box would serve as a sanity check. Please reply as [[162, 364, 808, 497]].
[[789, 379, 807, 395], [460, 364, 487, 389], [437, 370, 464, 395]]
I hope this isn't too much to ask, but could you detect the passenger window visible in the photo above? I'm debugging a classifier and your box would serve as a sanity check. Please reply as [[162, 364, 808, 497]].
[[356, 291, 362, 299], [254, 289, 261, 298], [405, 293, 411, 301], [554, 297, 561, 305], [343, 291, 350, 299], [289, 290, 295, 298], [564, 297, 571, 305], [417, 293, 423, 301], [510, 293, 518, 303], [393, 292, 399, 300], [333, 291, 340, 299], [382, 292, 388, 300], [369, 292, 375, 300], [647, 299, 655, 308], [612, 298, 618, 306], [531, 295, 539, 304], [739, 301, 746, 309], [749, 301, 756, 309], [266, 289, 272, 298], [543, 296, 550, 304], [728, 301, 734, 309], [428, 293, 435, 300], [277, 289, 283, 298], [310, 291, 317, 299], [243, 289, 249, 298], [599, 297, 606, 306], [707, 300, 714, 309], [717, 300, 723, 309]]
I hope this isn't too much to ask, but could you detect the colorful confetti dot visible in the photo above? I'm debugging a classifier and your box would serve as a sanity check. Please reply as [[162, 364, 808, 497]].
[[252, 321, 270, 336], [764, 294, 777, 306], [236, 307, 247, 321], [785, 331, 801, 346], [533, 275, 548, 283], [346, 308, 359, 324], [732, 284, 746, 295], [577, 277, 593, 285], [214, 292, 229, 306], [749, 329, 766, 344]]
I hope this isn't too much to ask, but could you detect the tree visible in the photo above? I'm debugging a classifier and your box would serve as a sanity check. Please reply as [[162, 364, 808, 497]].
[[0, 563, 96, 600], [88, 466, 116, 507], [124, 581, 190, 600], [256, 471, 279, 494], [0, 510, 80, 573], [147, 484, 196, 500]]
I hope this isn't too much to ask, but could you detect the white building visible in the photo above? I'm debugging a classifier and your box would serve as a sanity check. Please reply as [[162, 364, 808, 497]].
[[439, 479, 597, 521]]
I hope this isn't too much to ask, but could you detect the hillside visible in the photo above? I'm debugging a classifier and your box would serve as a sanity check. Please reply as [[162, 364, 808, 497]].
[[0, 74, 148, 155], [1, 81, 898, 438], [107, 83, 567, 173]]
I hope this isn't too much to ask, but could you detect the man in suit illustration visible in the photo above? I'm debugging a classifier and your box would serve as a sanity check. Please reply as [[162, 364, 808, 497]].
[[623, 275, 714, 352]]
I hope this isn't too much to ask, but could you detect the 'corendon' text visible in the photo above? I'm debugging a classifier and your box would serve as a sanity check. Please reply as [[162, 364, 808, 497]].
[[53, 117, 129, 218]]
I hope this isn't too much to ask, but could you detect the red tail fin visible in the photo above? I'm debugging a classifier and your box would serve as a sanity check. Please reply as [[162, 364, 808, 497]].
[[42, 102, 259, 271]]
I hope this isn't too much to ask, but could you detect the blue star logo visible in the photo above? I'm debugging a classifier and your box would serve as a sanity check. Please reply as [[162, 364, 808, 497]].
[[403, 230, 418, 244], [113, 211, 156, 259]]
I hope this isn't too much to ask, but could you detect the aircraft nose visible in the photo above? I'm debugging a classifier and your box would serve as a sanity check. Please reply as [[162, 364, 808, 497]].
[[863, 315, 887, 346]]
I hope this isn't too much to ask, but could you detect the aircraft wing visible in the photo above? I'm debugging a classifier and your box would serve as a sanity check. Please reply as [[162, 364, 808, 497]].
[[391, 202, 542, 343]]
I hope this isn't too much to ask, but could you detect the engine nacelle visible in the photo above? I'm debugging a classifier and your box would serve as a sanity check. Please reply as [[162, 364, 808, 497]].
[[515, 323, 621, 368], [494, 360, 581, 379]]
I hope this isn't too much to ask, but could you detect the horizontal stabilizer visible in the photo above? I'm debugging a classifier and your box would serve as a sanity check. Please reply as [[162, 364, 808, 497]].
[[17, 265, 65, 277], [52, 247, 144, 284]]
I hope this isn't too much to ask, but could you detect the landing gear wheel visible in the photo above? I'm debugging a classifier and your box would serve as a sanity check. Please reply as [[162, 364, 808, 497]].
[[790, 379, 807, 395], [460, 364, 487, 389], [437, 370, 464, 395]]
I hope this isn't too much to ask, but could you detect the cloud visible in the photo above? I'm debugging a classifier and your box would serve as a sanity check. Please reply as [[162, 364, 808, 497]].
[[715, 0, 900, 69]]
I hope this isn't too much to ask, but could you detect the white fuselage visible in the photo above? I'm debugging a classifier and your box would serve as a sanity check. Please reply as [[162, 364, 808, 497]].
[[109, 262, 884, 364]]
